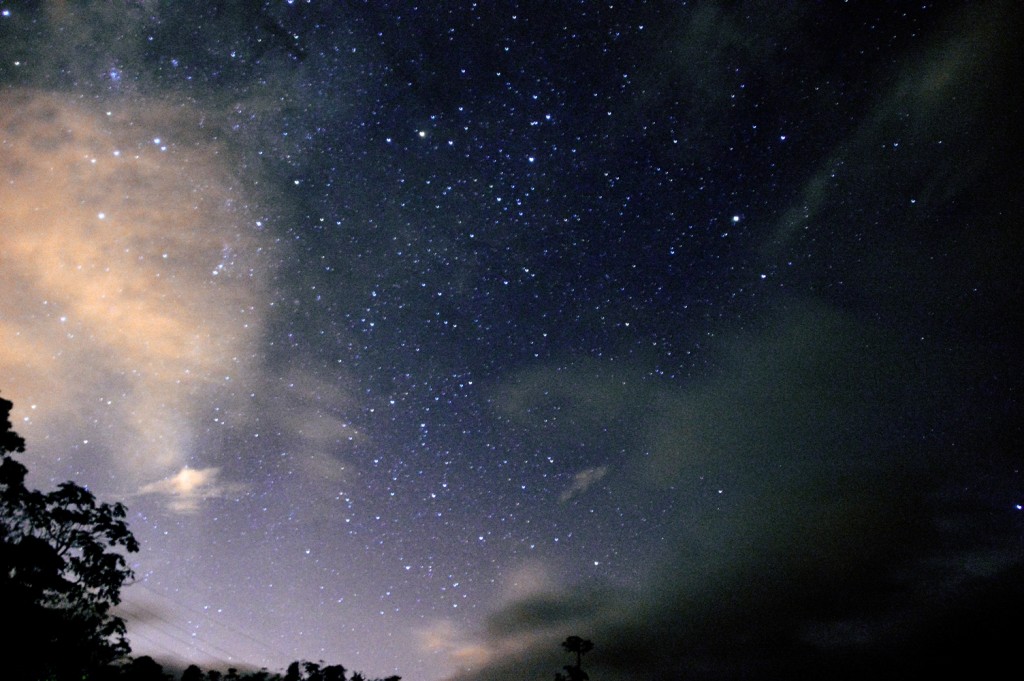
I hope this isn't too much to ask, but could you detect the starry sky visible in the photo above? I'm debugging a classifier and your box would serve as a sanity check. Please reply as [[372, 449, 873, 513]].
[[1, 2, 1022, 680]]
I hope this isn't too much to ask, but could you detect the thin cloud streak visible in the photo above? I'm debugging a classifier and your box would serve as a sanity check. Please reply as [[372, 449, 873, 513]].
[[559, 466, 608, 503], [136, 467, 246, 514]]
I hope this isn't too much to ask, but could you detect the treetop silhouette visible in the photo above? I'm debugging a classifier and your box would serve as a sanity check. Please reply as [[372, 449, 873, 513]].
[[554, 636, 593, 681]]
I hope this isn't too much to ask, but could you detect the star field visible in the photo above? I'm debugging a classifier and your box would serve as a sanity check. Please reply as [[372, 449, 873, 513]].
[[1, 3, 1022, 680]]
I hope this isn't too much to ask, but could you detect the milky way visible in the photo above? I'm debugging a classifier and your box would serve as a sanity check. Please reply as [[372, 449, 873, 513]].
[[1, 3, 1022, 680]]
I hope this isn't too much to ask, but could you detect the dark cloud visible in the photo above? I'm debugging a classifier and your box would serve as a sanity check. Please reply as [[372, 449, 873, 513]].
[[443, 4, 1024, 678], [448, 297, 1023, 680]]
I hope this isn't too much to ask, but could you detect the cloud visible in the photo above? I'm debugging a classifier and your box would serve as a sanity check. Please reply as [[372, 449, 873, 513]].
[[259, 369, 366, 485], [501, 562, 559, 602], [766, 1, 1018, 259], [419, 563, 614, 678], [452, 5, 1024, 678], [559, 466, 608, 503], [136, 467, 245, 514], [454, 295, 1024, 680], [415, 620, 491, 672], [0, 90, 274, 491], [0, 89, 365, 511]]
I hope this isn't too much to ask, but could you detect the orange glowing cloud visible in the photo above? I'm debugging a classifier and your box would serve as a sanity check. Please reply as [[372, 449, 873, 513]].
[[0, 90, 273, 492]]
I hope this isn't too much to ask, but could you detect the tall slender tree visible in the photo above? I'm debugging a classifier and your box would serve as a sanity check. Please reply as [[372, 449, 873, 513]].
[[561, 636, 594, 670]]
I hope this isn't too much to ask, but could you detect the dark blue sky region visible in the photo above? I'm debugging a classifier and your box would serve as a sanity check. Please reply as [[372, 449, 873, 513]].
[[1, 2, 1021, 680]]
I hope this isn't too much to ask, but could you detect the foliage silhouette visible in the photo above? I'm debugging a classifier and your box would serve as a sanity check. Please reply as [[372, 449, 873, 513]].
[[554, 636, 593, 681], [2, 395, 402, 681], [121, 655, 170, 680], [182, 664, 206, 681], [1, 394, 140, 680], [247, 661, 397, 681]]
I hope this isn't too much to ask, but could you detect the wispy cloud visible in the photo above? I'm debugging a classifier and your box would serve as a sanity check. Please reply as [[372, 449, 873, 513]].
[[136, 467, 245, 514], [559, 466, 608, 503], [416, 619, 492, 672]]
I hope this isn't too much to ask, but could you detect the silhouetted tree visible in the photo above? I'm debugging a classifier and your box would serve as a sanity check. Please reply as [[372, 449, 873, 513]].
[[122, 655, 169, 680], [322, 664, 347, 681], [0, 395, 140, 680], [555, 636, 593, 681], [561, 636, 594, 669], [181, 664, 206, 681], [304, 661, 323, 681], [279, 659, 403, 681]]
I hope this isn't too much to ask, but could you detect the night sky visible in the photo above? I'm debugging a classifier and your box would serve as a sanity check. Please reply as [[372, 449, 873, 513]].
[[1, 2, 1022, 680]]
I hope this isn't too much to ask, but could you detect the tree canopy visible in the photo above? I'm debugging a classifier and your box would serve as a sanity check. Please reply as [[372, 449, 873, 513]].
[[2, 394, 402, 681], [1, 394, 139, 680]]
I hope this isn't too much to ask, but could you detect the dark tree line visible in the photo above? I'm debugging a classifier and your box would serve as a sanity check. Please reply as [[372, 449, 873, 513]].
[[123, 658, 400, 681], [64, 656, 402, 681], [177, 660, 399, 681], [1, 394, 399, 681]]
